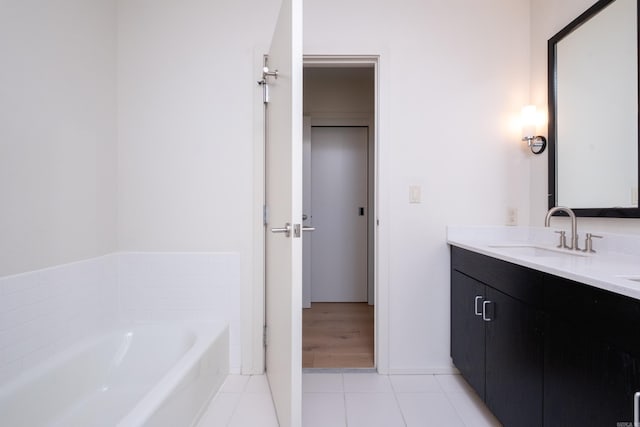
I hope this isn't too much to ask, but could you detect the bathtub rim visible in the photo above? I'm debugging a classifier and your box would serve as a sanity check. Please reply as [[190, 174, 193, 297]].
[[116, 321, 228, 427]]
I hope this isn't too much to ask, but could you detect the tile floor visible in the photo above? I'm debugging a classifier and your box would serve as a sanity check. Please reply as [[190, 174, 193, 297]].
[[197, 373, 502, 427]]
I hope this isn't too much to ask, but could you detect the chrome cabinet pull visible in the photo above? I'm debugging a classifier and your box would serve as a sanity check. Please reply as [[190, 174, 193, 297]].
[[482, 300, 493, 322], [474, 296, 483, 316]]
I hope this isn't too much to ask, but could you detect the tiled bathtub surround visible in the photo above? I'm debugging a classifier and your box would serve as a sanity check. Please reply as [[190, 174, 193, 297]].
[[0, 252, 240, 384], [0, 255, 119, 383], [117, 252, 241, 371]]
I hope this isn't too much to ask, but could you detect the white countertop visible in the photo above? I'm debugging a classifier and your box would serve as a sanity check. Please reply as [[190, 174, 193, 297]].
[[447, 226, 640, 301]]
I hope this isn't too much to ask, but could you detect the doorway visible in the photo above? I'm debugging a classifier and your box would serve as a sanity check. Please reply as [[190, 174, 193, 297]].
[[301, 64, 376, 369]]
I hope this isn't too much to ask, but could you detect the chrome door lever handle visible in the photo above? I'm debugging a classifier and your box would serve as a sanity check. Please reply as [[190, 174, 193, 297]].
[[302, 227, 315, 232], [271, 223, 291, 237]]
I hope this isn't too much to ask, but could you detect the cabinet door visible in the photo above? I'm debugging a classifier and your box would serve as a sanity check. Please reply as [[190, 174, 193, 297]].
[[544, 315, 640, 427], [451, 270, 486, 399], [485, 287, 543, 427]]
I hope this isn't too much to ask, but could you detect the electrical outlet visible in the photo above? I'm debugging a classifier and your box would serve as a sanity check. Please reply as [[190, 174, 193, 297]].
[[506, 207, 518, 226]]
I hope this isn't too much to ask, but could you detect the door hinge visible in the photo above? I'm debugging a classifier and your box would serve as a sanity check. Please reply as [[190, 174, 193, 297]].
[[258, 66, 278, 104], [258, 78, 269, 104], [263, 325, 268, 347]]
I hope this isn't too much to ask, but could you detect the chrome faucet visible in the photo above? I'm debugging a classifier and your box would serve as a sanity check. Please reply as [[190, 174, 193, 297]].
[[544, 206, 579, 250]]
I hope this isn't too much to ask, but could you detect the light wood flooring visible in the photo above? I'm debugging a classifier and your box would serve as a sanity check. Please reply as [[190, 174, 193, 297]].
[[302, 302, 374, 369]]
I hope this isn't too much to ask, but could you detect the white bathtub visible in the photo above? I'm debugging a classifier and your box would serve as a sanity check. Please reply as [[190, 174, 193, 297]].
[[0, 322, 228, 427]]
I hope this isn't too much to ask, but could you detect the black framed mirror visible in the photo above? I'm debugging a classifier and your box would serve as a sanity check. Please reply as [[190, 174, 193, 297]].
[[548, 0, 640, 217]]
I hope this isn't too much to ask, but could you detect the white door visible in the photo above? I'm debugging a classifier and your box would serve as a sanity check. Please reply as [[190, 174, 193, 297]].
[[264, 0, 303, 426], [310, 126, 368, 302], [302, 117, 312, 309]]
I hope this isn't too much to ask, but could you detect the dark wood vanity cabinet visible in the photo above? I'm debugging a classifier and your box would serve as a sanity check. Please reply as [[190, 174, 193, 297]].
[[451, 246, 640, 427], [451, 247, 544, 427], [451, 270, 486, 400], [543, 276, 640, 427], [543, 315, 640, 426], [484, 286, 543, 427]]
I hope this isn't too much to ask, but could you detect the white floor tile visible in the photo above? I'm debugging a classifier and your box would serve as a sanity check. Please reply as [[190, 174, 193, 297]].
[[345, 392, 405, 427], [343, 373, 393, 393], [303, 373, 344, 393], [389, 375, 442, 393], [434, 374, 475, 394], [446, 391, 502, 427], [220, 374, 250, 393], [396, 392, 465, 427], [228, 392, 279, 427], [245, 374, 272, 394], [197, 393, 242, 427], [302, 392, 346, 427], [199, 373, 502, 427]]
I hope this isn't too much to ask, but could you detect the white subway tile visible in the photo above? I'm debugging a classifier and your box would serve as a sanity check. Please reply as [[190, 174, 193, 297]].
[[0, 315, 61, 352], [3, 327, 57, 364], [20, 342, 59, 374], [0, 358, 21, 384], [1, 271, 44, 295]]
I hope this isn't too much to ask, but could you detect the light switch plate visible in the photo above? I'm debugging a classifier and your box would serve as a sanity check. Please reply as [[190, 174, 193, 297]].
[[409, 185, 421, 204]]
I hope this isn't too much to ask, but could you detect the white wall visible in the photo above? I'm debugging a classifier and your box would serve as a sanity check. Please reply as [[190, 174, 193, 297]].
[[0, 0, 118, 277], [116, 0, 280, 373], [8, 0, 623, 375], [117, 0, 533, 373], [116, 0, 275, 252], [305, 0, 531, 371], [530, 0, 640, 233]]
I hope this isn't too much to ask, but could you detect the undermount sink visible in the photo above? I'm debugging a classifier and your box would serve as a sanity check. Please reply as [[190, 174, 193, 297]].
[[488, 244, 589, 258]]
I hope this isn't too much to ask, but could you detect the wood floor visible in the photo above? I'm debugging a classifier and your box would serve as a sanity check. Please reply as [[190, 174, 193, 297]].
[[302, 302, 374, 369]]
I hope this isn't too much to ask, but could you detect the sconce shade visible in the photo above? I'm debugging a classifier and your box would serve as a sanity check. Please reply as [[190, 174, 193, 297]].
[[521, 105, 538, 138], [521, 105, 547, 155]]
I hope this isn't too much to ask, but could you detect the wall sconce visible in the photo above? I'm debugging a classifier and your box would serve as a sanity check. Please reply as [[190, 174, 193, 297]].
[[521, 105, 547, 155]]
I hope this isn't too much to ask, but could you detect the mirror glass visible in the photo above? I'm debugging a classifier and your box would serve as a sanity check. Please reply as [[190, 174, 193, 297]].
[[548, 0, 639, 216]]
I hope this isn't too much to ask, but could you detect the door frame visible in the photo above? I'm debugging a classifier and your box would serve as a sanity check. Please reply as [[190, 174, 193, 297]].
[[249, 54, 389, 374]]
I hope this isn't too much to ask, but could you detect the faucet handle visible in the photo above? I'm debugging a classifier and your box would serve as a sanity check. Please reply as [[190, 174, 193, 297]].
[[554, 230, 567, 249], [582, 233, 603, 253]]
